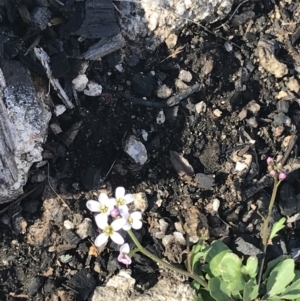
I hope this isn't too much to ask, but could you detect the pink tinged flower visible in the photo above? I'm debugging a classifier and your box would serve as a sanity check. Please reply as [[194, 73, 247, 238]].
[[279, 172, 286, 181], [94, 214, 126, 247], [110, 208, 120, 218], [115, 187, 135, 208], [118, 243, 132, 265], [121, 210, 143, 231], [267, 157, 274, 166], [269, 170, 277, 177], [86, 193, 116, 217]]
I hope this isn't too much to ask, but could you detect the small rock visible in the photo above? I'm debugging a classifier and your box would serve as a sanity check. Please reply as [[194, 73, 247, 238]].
[[286, 77, 300, 93], [194, 173, 215, 189], [64, 220, 75, 230], [165, 33, 178, 49], [84, 81, 103, 96], [195, 101, 206, 114], [156, 109, 166, 124], [76, 218, 93, 239], [235, 161, 248, 171], [25, 276, 44, 296], [274, 125, 285, 137], [50, 123, 63, 134], [60, 254, 73, 263], [277, 90, 289, 100], [72, 74, 88, 91], [224, 41, 233, 52], [273, 112, 291, 126], [212, 199, 220, 212], [238, 109, 247, 120], [141, 129, 148, 141], [173, 231, 186, 245], [247, 117, 258, 128], [162, 234, 174, 247], [106, 270, 135, 290], [133, 192, 148, 212], [115, 64, 124, 72], [124, 136, 148, 165], [54, 104, 66, 116], [277, 100, 289, 113], [247, 100, 260, 114], [175, 79, 189, 90], [213, 108, 222, 117], [174, 222, 184, 234], [157, 85, 172, 99], [178, 70, 192, 83]]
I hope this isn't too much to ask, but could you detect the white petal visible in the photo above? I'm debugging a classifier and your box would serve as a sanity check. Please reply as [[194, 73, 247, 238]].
[[98, 193, 110, 204], [120, 243, 130, 253], [131, 220, 142, 230], [95, 233, 108, 247], [111, 218, 126, 231], [120, 207, 130, 219], [111, 232, 124, 245], [131, 211, 142, 220], [86, 200, 101, 212], [95, 214, 108, 229], [115, 187, 125, 199], [124, 194, 134, 204], [122, 223, 131, 231]]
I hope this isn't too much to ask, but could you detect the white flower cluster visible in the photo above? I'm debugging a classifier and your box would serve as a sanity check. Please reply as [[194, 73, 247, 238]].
[[86, 187, 142, 265]]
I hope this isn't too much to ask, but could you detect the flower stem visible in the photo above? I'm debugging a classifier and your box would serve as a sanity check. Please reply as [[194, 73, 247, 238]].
[[257, 177, 281, 286], [127, 229, 208, 289]]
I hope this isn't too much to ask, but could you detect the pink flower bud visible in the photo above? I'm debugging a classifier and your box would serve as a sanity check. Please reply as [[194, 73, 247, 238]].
[[269, 170, 277, 177], [267, 157, 274, 166], [110, 208, 120, 218], [279, 172, 286, 181]]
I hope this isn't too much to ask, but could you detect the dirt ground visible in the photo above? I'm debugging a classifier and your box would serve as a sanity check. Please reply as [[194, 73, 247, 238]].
[[1, 0, 300, 300]]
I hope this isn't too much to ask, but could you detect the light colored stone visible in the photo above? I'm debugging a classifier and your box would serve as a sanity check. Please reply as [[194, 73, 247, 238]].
[[157, 85, 172, 99], [213, 108, 222, 117], [72, 74, 88, 92], [84, 81, 102, 96], [133, 192, 148, 212], [286, 77, 300, 93], [156, 109, 166, 124], [124, 136, 148, 165], [178, 70, 192, 83], [76, 218, 92, 239], [195, 101, 206, 114]]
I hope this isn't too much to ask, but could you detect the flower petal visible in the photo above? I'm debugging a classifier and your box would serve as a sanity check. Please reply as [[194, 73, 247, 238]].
[[111, 232, 124, 245], [131, 220, 142, 230], [115, 187, 125, 199], [124, 193, 135, 204], [120, 243, 130, 253], [95, 233, 108, 247], [119, 205, 129, 215], [118, 253, 132, 265], [86, 200, 101, 212], [122, 223, 131, 231], [131, 211, 142, 220], [98, 193, 110, 204], [95, 214, 108, 229], [111, 218, 126, 231]]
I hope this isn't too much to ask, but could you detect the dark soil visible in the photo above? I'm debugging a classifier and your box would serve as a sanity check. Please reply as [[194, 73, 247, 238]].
[[1, 0, 300, 300]]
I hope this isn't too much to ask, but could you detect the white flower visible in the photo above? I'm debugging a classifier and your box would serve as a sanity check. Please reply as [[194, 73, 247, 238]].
[[118, 243, 132, 265], [94, 214, 126, 247], [120, 208, 142, 231], [114, 187, 135, 209], [86, 193, 116, 218]]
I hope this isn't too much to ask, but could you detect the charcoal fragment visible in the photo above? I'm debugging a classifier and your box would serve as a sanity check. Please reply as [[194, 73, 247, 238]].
[[279, 182, 300, 216], [31, 6, 51, 30]]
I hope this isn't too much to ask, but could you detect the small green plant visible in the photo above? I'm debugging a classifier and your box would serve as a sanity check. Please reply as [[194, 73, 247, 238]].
[[86, 158, 299, 301], [187, 239, 300, 301]]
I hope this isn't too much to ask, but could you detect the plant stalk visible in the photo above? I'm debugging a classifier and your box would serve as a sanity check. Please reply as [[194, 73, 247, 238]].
[[257, 177, 280, 286], [127, 229, 208, 289]]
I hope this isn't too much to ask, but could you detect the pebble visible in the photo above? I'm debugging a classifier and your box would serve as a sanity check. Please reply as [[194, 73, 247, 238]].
[[195, 101, 206, 114], [64, 220, 75, 230], [76, 218, 92, 239], [84, 81, 103, 96], [165, 33, 178, 49], [54, 104, 66, 116], [286, 77, 300, 93], [173, 231, 186, 245], [247, 100, 260, 114], [213, 108, 222, 117], [247, 117, 258, 128], [157, 85, 172, 99], [276, 100, 289, 113], [141, 129, 148, 141], [72, 74, 88, 91], [178, 70, 192, 83], [124, 136, 148, 165], [175, 79, 189, 90], [133, 192, 148, 212], [212, 199, 220, 212], [115, 64, 124, 72]]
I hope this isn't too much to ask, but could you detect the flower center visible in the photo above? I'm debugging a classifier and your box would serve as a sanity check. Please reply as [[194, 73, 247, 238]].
[[128, 216, 133, 225], [104, 226, 114, 236], [116, 198, 125, 206], [100, 205, 108, 214]]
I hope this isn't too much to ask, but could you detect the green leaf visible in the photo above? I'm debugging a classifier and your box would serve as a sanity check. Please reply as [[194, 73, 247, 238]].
[[243, 278, 259, 301], [241, 256, 258, 279], [266, 258, 295, 297], [197, 289, 217, 301], [192, 295, 204, 301], [268, 217, 286, 242], [263, 255, 290, 280], [219, 253, 245, 292], [280, 278, 300, 299], [206, 241, 231, 277], [208, 278, 232, 301]]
